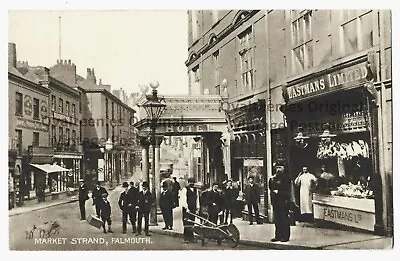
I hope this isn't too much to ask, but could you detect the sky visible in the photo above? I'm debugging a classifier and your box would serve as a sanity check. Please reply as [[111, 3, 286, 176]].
[[8, 10, 189, 95]]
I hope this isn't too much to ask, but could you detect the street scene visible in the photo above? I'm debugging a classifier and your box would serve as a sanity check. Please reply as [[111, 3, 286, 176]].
[[8, 9, 393, 251]]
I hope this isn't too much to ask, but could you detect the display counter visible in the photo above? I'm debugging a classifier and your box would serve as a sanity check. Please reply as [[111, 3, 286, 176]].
[[312, 193, 375, 231]]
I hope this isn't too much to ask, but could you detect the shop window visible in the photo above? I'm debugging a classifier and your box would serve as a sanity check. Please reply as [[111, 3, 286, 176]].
[[33, 98, 39, 119], [291, 10, 313, 74], [15, 92, 23, 115], [340, 10, 374, 56]]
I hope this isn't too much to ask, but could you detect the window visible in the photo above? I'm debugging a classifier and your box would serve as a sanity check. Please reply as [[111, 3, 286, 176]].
[[213, 50, 221, 95], [59, 98, 63, 113], [66, 101, 70, 116], [105, 98, 109, 119], [112, 102, 115, 120], [33, 132, 39, 146], [106, 123, 109, 139], [32, 98, 39, 119], [51, 95, 56, 111], [16, 129, 22, 155], [66, 128, 70, 145], [59, 127, 63, 144], [119, 106, 122, 121], [341, 10, 374, 55], [72, 103, 76, 119], [291, 10, 313, 74], [15, 92, 23, 115], [51, 125, 56, 146], [72, 130, 76, 145], [238, 27, 254, 91], [112, 126, 115, 141]]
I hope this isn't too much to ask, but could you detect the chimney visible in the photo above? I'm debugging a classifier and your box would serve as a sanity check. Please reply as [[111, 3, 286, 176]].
[[8, 43, 17, 68]]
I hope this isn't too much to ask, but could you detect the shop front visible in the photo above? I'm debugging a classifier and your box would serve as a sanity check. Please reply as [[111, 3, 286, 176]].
[[227, 99, 267, 215], [281, 54, 382, 233]]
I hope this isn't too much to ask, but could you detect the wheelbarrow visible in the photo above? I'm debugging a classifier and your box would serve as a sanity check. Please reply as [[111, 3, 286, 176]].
[[184, 211, 240, 248]]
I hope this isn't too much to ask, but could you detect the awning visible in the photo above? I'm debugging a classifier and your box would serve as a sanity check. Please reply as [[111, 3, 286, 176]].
[[30, 163, 71, 173]]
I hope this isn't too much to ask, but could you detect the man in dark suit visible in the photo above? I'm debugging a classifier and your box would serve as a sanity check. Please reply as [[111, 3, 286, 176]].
[[244, 176, 261, 225], [78, 179, 89, 220], [269, 166, 292, 242], [100, 193, 113, 233], [118, 182, 136, 234], [207, 183, 223, 225], [223, 180, 239, 224], [137, 181, 154, 236], [171, 177, 180, 207], [159, 181, 174, 230], [92, 181, 108, 217], [128, 181, 140, 231]]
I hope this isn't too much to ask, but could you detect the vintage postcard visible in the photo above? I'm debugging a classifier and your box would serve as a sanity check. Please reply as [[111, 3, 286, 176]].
[[7, 8, 393, 251]]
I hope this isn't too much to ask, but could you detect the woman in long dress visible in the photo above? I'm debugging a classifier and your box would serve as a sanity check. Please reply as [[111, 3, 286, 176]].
[[294, 166, 317, 222]]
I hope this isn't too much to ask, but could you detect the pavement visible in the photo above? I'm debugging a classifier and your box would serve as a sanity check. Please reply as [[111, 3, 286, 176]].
[[151, 207, 393, 250]]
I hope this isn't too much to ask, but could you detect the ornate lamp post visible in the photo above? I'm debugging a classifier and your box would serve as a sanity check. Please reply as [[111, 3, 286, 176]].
[[140, 81, 166, 225]]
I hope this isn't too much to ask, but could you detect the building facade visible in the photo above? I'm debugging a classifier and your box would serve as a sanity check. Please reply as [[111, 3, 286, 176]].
[[185, 10, 392, 235], [8, 43, 52, 206], [79, 73, 137, 189]]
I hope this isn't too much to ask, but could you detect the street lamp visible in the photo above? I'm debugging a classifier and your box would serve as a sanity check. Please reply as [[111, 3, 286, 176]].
[[140, 81, 166, 225], [105, 138, 113, 187]]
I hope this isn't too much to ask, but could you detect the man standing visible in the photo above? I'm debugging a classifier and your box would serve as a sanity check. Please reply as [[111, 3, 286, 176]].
[[78, 179, 89, 220], [207, 183, 223, 225], [100, 193, 113, 233], [295, 166, 317, 222], [244, 176, 261, 225], [171, 177, 180, 207], [92, 181, 108, 217], [160, 181, 174, 230], [224, 180, 239, 224], [137, 181, 154, 236], [180, 177, 198, 243], [118, 182, 136, 234], [269, 166, 291, 242], [128, 180, 140, 230]]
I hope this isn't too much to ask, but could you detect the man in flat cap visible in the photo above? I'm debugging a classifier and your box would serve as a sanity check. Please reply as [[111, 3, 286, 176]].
[[78, 179, 89, 220], [137, 181, 154, 236], [92, 181, 108, 218], [118, 182, 136, 234], [100, 192, 113, 233]]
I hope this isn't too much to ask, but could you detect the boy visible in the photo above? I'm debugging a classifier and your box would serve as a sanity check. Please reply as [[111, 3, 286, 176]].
[[100, 193, 113, 233]]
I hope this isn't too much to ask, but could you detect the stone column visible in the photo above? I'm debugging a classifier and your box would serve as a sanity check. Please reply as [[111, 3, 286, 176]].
[[139, 137, 150, 183]]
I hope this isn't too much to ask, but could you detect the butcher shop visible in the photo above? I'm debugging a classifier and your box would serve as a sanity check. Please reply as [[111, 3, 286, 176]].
[[281, 53, 383, 233]]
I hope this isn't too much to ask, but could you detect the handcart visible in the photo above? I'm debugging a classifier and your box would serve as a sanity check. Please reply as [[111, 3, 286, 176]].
[[184, 211, 240, 248]]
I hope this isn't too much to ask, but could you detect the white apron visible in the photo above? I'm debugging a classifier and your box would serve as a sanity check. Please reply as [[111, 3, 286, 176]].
[[295, 173, 317, 214]]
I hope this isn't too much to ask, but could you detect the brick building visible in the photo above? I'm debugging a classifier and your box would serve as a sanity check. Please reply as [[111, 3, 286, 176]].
[[185, 10, 392, 235]]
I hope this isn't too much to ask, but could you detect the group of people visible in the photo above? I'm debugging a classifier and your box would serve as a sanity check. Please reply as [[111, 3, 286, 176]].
[[269, 165, 319, 242], [78, 179, 155, 236]]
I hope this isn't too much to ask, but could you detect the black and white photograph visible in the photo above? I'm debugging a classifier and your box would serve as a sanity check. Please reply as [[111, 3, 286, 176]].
[[5, 1, 395, 252]]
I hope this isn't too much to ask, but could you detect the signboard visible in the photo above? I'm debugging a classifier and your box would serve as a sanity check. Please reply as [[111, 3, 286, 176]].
[[313, 202, 375, 231], [243, 159, 264, 167], [165, 124, 210, 133], [286, 62, 369, 103], [16, 117, 49, 132], [98, 159, 105, 182]]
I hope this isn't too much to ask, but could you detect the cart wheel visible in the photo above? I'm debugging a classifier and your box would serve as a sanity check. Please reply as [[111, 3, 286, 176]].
[[222, 224, 240, 248]]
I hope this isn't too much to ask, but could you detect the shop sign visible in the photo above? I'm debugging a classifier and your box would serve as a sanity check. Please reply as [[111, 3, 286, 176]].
[[164, 124, 210, 133], [313, 203, 375, 231], [286, 62, 369, 102], [243, 159, 264, 167], [98, 159, 105, 182], [16, 117, 48, 132]]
